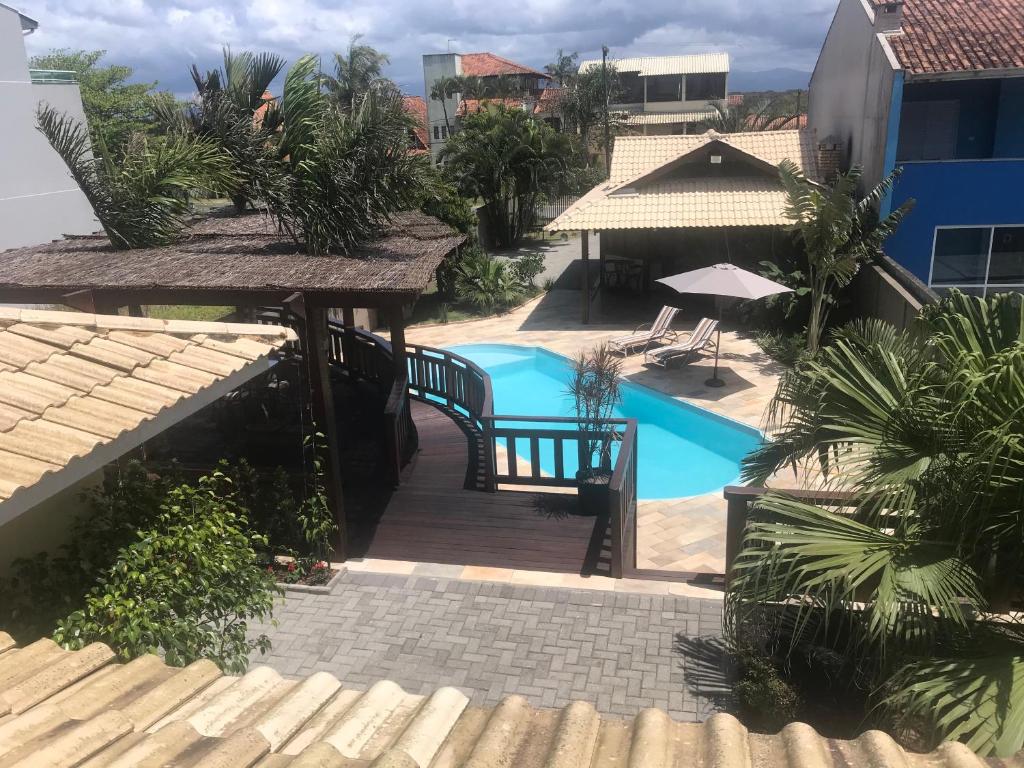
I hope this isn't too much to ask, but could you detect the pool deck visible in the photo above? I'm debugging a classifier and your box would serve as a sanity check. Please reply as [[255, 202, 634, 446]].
[[383, 289, 786, 578]]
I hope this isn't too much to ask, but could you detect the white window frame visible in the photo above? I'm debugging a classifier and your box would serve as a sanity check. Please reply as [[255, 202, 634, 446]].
[[928, 224, 1024, 296]]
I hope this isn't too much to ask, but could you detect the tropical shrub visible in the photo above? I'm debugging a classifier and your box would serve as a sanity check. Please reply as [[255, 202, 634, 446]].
[[729, 291, 1024, 756], [566, 344, 623, 474], [37, 106, 237, 248], [509, 251, 545, 288], [440, 104, 580, 247], [753, 329, 807, 367], [154, 47, 285, 212], [454, 247, 524, 312], [733, 649, 802, 730], [778, 161, 912, 353], [55, 471, 276, 673], [268, 55, 433, 255]]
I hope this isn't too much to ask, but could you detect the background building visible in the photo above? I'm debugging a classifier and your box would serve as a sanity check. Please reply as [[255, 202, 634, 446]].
[[0, 3, 97, 251], [809, 0, 1023, 295], [577, 53, 730, 135], [422, 52, 550, 160]]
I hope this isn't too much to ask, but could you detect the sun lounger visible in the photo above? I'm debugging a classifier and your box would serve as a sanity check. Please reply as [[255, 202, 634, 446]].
[[608, 305, 680, 356], [643, 318, 719, 368]]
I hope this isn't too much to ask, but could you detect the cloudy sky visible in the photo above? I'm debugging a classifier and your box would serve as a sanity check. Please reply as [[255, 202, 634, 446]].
[[17, 0, 837, 97]]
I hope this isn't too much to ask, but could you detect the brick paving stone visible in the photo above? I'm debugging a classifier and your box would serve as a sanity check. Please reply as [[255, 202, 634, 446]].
[[249, 570, 728, 721]]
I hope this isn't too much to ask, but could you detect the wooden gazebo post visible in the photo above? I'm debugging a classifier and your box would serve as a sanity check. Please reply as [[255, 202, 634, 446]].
[[294, 295, 348, 561], [580, 230, 590, 324]]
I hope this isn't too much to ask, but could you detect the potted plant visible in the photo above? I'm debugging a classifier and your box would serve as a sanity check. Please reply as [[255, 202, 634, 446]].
[[566, 343, 623, 516]]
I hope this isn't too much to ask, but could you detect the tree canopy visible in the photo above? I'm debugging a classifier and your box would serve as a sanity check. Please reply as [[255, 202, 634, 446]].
[[440, 103, 580, 247], [29, 49, 158, 151], [325, 35, 391, 111]]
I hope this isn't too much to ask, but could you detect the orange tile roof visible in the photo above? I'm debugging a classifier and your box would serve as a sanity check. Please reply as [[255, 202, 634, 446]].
[[402, 95, 429, 151], [461, 52, 546, 79], [534, 87, 565, 115], [878, 0, 1024, 76]]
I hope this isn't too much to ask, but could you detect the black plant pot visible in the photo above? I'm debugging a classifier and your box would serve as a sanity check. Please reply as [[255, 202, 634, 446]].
[[575, 469, 611, 517]]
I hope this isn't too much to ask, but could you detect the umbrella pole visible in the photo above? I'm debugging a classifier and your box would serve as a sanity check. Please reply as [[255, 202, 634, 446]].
[[706, 303, 725, 388]]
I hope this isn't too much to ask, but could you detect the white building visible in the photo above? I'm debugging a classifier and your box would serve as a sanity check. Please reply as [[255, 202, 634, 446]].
[[577, 53, 730, 135], [0, 3, 97, 251]]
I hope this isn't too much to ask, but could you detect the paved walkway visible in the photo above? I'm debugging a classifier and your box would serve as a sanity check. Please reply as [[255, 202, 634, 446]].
[[249, 570, 727, 720]]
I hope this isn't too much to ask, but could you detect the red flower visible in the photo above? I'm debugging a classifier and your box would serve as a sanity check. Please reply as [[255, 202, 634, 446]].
[[286, 561, 297, 572]]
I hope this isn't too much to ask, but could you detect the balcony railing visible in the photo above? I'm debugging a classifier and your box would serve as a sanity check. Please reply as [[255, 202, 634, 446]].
[[29, 69, 78, 85]]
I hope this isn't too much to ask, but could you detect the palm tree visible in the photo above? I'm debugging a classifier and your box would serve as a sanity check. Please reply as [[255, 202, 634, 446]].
[[439, 103, 577, 247], [731, 290, 1024, 757], [37, 105, 236, 249], [267, 55, 433, 255], [699, 99, 800, 133], [778, 160, 912, 353], [429, 75, 462, 138], [560, 64, 620, 167], [326, 35, 390, 111], [545, 49, 578, 86], [155, 47, 285, 212]]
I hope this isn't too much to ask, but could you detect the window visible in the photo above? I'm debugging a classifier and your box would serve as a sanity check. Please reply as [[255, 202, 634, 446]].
[[930, 226, 1024, 296], [685, 73, 726, 101], [645, 75, 682, 103], [433, 126, 440, 140], [619, 72, 644, 104], [897, 100, 959, 160]]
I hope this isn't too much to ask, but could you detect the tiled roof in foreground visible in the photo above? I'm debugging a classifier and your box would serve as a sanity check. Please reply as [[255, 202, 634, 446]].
[[0, 632, 1004, 767], [547, 129, 818, 232], [0, 308, 294, 521]]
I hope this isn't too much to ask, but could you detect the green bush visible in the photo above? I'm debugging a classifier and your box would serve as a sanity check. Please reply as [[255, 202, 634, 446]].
[[754, 329, 808, 367], [54, 471, 277, 673], [734, 650, 802, 731], [509, 251, 545, 288], [454, 247, 525, 313]]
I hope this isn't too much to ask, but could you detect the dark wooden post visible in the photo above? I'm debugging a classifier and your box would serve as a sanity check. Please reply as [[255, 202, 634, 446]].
[[580, 230, 590, 325], [387, 304, 407, 377], [302, 301, 347, 561], [128, 304, 144, 317], [723, 486, 749, 588], [341, 307, 355, 328]]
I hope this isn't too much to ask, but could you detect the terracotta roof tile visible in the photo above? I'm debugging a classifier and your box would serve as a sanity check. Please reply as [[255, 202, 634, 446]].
[[877, 0, 1024, 75], [403, 95, 429, 151], [0, 310, 295, 518], [0, 632, 1006, 766], [460, 52, 546, 78]]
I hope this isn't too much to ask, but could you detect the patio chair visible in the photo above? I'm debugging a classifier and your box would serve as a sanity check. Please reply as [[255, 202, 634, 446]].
[[643, 318, 719, 368], [607, 305, 681, 356]]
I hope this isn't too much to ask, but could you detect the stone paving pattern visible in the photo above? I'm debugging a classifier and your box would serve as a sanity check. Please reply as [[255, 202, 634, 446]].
[[401, 278, 786, 573], [250, 570, 727, 720]]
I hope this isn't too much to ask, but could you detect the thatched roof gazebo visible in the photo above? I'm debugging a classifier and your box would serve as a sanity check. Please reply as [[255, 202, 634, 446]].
[[0, 210, 465, 560]]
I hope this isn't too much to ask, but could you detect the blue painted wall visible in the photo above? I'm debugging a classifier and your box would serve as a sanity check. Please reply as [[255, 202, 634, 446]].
[[885, 160, 1024, 282]]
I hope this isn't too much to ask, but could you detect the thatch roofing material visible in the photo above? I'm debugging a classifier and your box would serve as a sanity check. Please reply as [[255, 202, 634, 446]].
[[0, 210, 463, 301]]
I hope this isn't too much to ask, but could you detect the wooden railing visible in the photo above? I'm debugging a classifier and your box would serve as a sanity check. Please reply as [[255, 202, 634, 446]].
[[723, 485, 860, 587], [609, 420, 639, 578], [404, 345, 492, 428]]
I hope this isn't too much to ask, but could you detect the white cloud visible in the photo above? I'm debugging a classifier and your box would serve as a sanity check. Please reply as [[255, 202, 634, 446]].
[[17, 0, 836, 97]]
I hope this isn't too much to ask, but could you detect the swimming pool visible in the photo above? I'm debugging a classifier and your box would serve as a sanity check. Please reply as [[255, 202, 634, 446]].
[[447, 344, 762, 500]]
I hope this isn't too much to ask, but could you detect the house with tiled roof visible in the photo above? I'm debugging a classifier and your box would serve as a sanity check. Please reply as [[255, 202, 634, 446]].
[[422, 51, 552, 159], [402, 95, 429, 154], [546, 129, 828, 320], [809, 0, 1024, 296], [577, 53, 731, 136]]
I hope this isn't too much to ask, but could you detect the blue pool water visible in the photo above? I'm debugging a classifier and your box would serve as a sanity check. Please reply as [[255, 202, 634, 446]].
[[447, 344, 762, 500]]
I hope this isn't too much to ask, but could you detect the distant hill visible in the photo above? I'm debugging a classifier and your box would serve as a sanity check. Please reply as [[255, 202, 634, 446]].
[[729, 68, 812, 93]]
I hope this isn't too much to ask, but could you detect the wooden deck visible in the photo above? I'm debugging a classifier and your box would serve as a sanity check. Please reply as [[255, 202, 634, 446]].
[[349, 400, 608, 574]]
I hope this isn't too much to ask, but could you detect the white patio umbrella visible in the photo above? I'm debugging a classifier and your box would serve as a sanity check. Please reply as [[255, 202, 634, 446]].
[[656, 263, 793, 387]]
